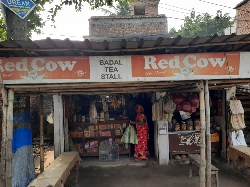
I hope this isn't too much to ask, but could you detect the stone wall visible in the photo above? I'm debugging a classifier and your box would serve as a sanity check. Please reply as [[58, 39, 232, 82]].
[[89, 15, 168, 37], [236, 1, 250, 34]]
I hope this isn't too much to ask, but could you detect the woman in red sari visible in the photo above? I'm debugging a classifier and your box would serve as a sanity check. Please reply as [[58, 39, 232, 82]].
[[134, 104, 150, 161]]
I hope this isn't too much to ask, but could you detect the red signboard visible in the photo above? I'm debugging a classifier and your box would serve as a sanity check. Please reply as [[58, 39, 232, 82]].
[[131, 52, 240, 77], [0, 56, 90, 81]]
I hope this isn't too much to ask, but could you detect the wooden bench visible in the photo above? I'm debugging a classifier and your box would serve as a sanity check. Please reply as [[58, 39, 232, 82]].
[[28, 152, 81, 187], [188, 154, 219, 187]]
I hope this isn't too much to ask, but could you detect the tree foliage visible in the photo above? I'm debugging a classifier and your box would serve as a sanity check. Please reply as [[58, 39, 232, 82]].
[[0, 0, 131, 40], [48, 0, 132, 22], [169, 10, 235, 38], [99, 0, 130, 16]]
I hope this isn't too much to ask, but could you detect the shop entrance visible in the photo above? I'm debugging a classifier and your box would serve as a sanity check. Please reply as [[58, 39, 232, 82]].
[[67, 92, 155, 162]]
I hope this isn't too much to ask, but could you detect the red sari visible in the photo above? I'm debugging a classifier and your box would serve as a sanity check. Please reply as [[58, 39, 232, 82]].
[[134, 104, 150, 160]]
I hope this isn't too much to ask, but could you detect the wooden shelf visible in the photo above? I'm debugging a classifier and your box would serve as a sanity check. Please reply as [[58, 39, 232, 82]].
[[83, 152, 99, 157], [84, 137, 98, 139], [69, 120, 129, 126], [71, 136, 83, 139], [70, 120, 130, 157]]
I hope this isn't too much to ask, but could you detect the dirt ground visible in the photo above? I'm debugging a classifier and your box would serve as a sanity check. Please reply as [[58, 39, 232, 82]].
[[71, 158, 250, 187]]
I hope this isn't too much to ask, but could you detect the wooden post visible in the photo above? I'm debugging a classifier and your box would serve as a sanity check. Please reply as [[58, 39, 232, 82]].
[[64, 119, 69, 152], [6, 89, 14, 187], [205, 80, 211, 187], [64, 96, 69, 152], [40, 95, 44, 173], [1, 90, 7, 184], [53, 95, 64, 158], [199, 81, 206, 187], [0, 71, 7, 184]]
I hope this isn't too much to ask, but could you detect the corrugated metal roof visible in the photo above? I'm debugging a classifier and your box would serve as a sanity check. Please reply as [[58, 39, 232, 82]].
[[1, 33, 250, 57]]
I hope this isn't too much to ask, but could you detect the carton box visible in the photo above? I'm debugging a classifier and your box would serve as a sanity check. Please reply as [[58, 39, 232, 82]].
[[88, 126, 95, 137]]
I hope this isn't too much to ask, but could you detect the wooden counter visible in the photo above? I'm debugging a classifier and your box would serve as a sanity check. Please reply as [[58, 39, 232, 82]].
[[228, 146, 250, 167], [169, 130, 222, 157]]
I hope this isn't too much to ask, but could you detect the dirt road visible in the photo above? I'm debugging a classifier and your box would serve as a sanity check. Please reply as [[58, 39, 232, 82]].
[[73, 161, 249, 187]]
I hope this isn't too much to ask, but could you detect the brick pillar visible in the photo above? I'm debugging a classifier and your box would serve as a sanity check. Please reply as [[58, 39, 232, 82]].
[[145, 4, 158, 15]]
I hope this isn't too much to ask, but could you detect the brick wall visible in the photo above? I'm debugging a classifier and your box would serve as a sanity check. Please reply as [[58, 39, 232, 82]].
[[145, 4, 158, 15], [236, 1, 250, 34], [89, 15, 168, 37], [130, 0, 160, 16]]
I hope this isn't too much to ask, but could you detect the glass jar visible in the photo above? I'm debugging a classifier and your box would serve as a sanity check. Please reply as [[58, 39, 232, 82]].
[[77, 114, 81, 122], [175, 123, 180, 131], [73, 114, 77, 122], [186, 119, 193, 130], [194, 119, 201, 130], [181, 121, 186, 131], [168, 121, 173, 131]]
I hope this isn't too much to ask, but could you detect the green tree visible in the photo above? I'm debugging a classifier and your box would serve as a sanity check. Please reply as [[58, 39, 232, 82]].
[[169, 10, 235, 38], [99, 0, 130, 16], [0, 0, 131, 40]]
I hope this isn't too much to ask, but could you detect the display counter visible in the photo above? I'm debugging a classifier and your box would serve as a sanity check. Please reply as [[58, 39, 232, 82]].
[[168, 130, 222, 158]]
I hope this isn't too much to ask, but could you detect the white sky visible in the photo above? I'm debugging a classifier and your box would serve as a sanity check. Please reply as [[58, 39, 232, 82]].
[[31, 0, 243, 40]]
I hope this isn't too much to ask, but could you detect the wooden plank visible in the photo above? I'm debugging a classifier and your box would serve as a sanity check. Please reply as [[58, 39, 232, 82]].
[[228, 146, 250, 168], [205, 80, 211, 187], [6, 89, 14, 187], [28, 152, 80, 187], [40, 95, 44, 173], [199, 81, 206, 187], [188, 154, 219, 171]]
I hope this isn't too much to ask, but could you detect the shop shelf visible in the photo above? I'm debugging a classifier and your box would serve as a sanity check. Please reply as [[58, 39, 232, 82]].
[[84, 137, 98, 139], [83, 152, 99, 157], [69, 119, 130, 157]]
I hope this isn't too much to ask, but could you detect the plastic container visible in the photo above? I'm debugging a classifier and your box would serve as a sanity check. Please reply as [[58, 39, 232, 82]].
[[109, 144, 119, 162], [99, 144, 110, 162], [168, 122, 173, 131]]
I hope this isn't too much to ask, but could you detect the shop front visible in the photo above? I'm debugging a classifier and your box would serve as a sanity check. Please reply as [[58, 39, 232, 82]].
[[2, 51, 250, 166]]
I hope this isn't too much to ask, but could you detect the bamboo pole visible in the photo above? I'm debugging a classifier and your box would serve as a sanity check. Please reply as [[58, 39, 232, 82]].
[[205, 80, 211, 187], [40, 95, 44, 173], [199, 80, 206, 187], [1, 96, 7, 184], [6, 89, 14, 187]]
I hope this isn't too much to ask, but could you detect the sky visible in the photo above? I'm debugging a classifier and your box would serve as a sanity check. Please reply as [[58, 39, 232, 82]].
[[31, 0, 243, 40]]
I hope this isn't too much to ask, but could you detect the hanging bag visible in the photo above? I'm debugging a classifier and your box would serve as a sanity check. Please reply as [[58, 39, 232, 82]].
[[46, 112, 54, 124], [229, 130, 247, 146], [121, 125, 138, 144], [229, 97, 246, 131]]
